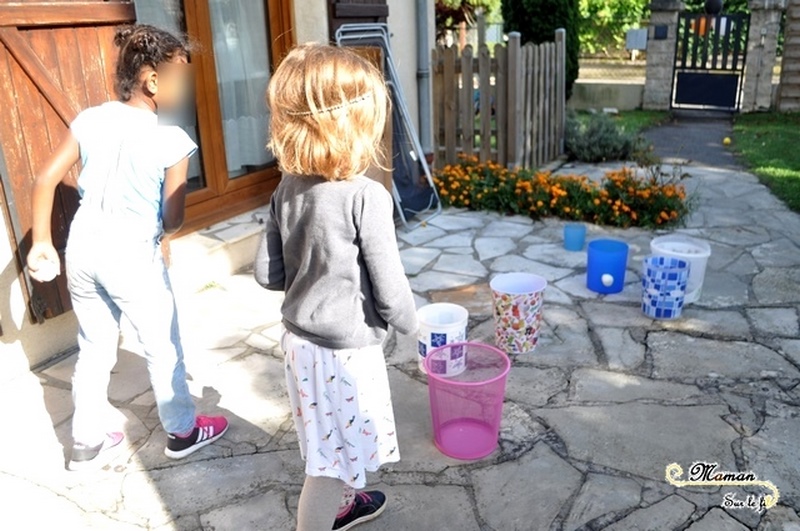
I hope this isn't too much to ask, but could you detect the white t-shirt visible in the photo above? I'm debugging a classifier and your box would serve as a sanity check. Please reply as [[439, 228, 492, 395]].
[[69, 101, 197, 240]]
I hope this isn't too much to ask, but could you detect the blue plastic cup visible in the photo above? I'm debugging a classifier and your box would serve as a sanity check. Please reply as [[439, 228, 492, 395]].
[[586, 239, 629, 294], [563, 223, 587, 251], [642, 256, 690, 319]]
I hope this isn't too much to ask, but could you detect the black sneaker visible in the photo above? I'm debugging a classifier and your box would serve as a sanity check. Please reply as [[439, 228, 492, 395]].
[[164, 415, 228, 459], [67, 432, 124, 471], [333, 491, 387, 531]]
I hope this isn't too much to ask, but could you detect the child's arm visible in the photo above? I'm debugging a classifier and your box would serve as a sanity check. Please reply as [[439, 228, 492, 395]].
[[27, 131, 80, 282], [161, 156, 189, 234], [356, 182, 418, 335], [254, 195, 285, 291]]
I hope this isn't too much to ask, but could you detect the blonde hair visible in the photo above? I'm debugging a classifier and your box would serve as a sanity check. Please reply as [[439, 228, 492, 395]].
[[267, 43, 389, 181]]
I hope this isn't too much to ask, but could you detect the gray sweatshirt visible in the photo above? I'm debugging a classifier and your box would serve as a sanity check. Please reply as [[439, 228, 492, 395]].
[[254, 174, 418, 350]]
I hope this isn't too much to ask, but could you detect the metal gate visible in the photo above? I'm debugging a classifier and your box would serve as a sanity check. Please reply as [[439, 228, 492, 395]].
[[671, 12, 750, 111]]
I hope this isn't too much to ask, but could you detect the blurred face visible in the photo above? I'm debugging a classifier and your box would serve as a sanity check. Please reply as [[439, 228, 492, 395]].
[[154, 55, 194, 112]]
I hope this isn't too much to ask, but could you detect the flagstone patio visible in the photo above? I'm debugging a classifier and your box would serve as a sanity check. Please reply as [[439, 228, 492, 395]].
[[4, 161, 800, 530]]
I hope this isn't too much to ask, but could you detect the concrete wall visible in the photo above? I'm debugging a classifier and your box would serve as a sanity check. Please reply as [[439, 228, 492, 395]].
[[386, 0, 435, 136], [292, 0, 433, 139], [292, 0, 329, 44], [0, 204, 77, 376], [568, 81, 645, 111]]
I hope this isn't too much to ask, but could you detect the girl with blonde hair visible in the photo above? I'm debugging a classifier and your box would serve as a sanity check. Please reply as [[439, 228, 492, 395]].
[[255, 43, 417, 530]]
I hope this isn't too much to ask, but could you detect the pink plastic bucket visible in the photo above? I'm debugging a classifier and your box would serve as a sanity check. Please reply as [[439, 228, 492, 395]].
[[424, 342, 511, 460]]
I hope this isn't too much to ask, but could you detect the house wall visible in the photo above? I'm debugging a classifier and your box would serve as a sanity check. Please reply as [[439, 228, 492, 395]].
[[293, 0, 434, 141], [0, 204, 77, 376], [293, 0, 329, 43], [569, 81, 645, 111], [386, 0, 420, 134]]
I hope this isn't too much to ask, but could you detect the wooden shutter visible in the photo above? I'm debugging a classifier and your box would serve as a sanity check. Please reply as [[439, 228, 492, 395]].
[[328, 0, 388, 40], [0, 1, 135, 322]]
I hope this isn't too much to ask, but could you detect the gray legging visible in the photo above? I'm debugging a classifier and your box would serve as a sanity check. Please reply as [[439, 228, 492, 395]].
[[297, 475, 355, 531]]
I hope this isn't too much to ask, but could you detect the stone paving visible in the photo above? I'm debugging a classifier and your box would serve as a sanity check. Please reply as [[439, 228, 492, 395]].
[[5, 162, 800, 530]]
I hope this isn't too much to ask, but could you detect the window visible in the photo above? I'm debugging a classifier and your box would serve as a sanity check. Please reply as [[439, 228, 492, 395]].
[[209, 1, 274, 178], [135, 0, 294, 231]]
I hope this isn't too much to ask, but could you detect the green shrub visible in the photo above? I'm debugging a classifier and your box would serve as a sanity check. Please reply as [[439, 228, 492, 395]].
[[565, 112, 644, 163]]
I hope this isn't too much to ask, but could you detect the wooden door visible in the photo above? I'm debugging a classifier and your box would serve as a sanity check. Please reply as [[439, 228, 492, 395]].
[[328, 0, 388, 40], [0, 1, 135, 322]]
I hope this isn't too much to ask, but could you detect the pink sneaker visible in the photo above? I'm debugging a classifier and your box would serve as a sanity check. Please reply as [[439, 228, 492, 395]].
[[164, 415, 228, 459], [68, 432, 125, 471]]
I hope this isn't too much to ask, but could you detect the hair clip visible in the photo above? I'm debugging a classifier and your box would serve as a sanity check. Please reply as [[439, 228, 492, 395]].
[[285, 93, 372, 117]]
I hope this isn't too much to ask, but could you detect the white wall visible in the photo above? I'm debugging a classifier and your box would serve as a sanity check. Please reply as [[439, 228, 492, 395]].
[[292, 0, 329, 44], [0, 205, 77, 377], [386, 0, 435, 143], [292, 0, 434, 148]]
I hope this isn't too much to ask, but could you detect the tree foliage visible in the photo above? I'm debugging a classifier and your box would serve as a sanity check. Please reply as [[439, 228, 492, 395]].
[[579, 0, 648, 56], [578, 0, 751, 57], [501, 0, 581, 98], [683, 0, 749, 14]]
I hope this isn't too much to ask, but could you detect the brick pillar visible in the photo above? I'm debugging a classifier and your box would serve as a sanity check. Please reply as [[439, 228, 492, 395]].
[[643, 0, 684, 110], [742, 0, 786, 112]]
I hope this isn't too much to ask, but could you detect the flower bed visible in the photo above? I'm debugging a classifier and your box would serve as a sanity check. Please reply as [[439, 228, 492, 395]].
[[433, 156, 690, 228]]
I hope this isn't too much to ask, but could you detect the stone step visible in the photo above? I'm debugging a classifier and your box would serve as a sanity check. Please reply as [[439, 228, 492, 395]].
[[780, 47, 800, 59], [781, 60, 800, 73], [169, 206, 269, 297], [778, 98, 800, 111], [780, 73, 800, 86], [779, 85, 800, 99]]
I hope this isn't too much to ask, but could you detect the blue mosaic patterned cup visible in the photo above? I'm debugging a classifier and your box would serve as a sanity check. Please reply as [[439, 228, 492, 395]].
[[642, 256, 690, 320]]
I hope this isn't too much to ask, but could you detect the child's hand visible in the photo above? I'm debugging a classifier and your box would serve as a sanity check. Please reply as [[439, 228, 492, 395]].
[[27, 242, 60, 282]]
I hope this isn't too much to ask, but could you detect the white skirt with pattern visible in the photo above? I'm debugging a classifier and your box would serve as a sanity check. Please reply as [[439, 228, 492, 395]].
[[282, 330, 400, 489]]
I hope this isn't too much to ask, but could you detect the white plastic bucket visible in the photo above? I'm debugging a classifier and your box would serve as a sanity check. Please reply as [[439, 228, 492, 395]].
[[650, 234, 711, 304], [417, 303, 469, 376]]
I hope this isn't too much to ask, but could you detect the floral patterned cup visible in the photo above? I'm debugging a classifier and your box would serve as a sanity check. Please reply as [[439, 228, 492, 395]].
[[490, 273, 547, 354]]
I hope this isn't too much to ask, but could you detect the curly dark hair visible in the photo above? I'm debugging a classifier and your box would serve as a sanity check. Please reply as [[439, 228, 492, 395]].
[[113, 24, 190, 102]]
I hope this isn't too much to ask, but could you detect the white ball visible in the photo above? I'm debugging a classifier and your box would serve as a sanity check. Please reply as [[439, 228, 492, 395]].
[[601, 273, 614, 287], [36, 260, 59, 282]]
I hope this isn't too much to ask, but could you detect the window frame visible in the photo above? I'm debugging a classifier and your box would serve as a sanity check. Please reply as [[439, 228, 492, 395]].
[[178, 0, 294, 233]]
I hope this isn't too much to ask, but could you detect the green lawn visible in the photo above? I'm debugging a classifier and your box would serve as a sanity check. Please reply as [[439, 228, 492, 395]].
[[731, 112, 800, 213], [612, 110, 670, 134], [574, 110, 669, 134]]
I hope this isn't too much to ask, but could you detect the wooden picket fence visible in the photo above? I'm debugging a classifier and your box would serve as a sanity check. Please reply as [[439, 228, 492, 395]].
[[432, 29, 566, 170]]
